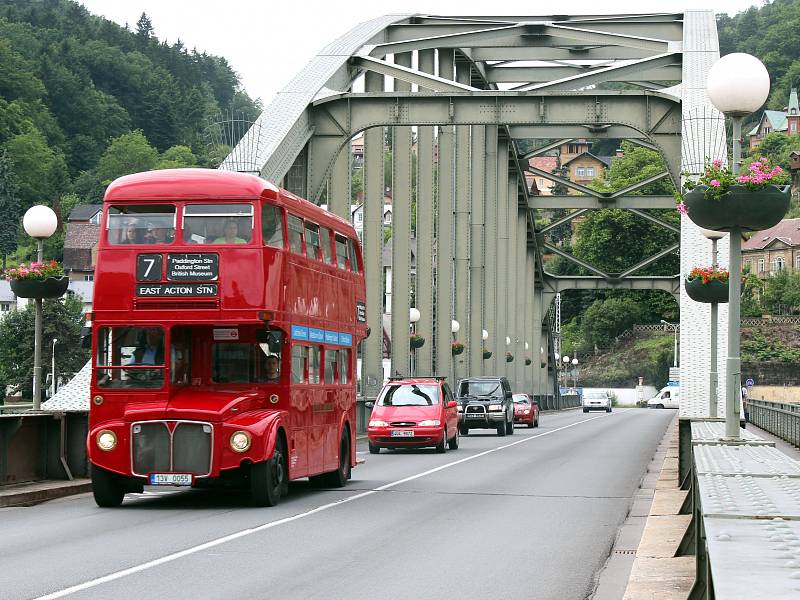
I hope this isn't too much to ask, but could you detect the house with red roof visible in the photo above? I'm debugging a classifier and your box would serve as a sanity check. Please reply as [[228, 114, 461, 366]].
[[742, 218, 800, 277]]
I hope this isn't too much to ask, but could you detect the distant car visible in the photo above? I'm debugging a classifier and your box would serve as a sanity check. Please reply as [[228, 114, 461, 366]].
[[647, 386, 680, 409], [456, 376, 514, 436], [512, 393, 539, 428], [582, 390, 612, 413], [367, 377, 459, 454]]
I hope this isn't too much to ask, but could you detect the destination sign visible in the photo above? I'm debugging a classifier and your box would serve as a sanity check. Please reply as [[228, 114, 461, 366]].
[[167, 253, 218, 281], [136, 283, 218, 297]]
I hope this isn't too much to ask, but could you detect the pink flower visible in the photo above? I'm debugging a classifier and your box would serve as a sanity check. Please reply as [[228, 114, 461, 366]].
[[712, 159, 722, 168], [677, 202, 688, 215], [709, 179, 721, 187], [737, 175, 751, 183]]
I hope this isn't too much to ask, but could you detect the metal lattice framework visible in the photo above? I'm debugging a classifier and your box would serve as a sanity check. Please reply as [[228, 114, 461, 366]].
[[223, 11, 722, 411]]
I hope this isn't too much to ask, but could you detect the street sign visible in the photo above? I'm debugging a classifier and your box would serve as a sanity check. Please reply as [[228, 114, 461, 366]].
[[668, 367, 680, 382], [745, 378, 754, 387]]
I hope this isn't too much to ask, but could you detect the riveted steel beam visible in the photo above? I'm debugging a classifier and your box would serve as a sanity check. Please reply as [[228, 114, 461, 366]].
[[544, 275, 679, 294], [618, 243, 679, 278], [529, 196, 677, 209], [351, 56, 478, 92]]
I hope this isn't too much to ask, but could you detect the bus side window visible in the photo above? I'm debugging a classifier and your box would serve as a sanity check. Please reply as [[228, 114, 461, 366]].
[[305, 222, 321, 261], [262, 204, 284, 248], [334, 234, 348, 270], [346, 238, 360, 273], [324, 349, 337, 384], [309, 345, 321, 384], [291, 345, 307, 383], [288, 215, 304, 254], [319, 226, 333, 264], [338, 349, 349, 384]]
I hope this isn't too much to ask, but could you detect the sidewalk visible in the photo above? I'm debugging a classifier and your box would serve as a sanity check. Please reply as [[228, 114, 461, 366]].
[[0, 479, 91, 508]]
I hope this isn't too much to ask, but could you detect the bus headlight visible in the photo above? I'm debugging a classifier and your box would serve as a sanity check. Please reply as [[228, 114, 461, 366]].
[[96, 430, 117, 451], [229, 431, 252, 453]]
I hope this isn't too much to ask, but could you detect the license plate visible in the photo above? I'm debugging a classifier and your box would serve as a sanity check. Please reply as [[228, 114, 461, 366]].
[[390, 430, 414, 438], [467, 414, 485, 419], [149, 473, 193, 486]]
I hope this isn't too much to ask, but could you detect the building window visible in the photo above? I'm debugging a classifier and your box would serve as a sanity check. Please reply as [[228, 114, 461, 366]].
[[384, 211, 392, 225], [795, 255, 800, 271], [744, 259, 752, 272], [772, 257, 785, 272], [84, 274, 94, 281], [0, 303, 10, 312], [576, 167, 585, 177], [758, 258, 765, 273], [791, 121, 798, 133], [586, 167, 595, 177]]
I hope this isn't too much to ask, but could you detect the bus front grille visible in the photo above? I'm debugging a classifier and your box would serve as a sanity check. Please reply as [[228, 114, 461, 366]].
[[131, 421, 213, 477]]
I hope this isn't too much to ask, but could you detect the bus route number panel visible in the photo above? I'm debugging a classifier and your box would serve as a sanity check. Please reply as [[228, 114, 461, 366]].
[[136, 253, 219, 297]]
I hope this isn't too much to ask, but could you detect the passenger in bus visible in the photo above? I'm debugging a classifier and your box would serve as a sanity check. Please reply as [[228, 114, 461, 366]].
[[120, 220, 141, 244], [132, 328, 164, 365], [150, 223, 175, 244], [257, 354, 281, 383], [212, 218, 247, 244]]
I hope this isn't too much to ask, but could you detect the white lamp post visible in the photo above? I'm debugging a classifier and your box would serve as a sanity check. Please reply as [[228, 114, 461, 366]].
[[702, 228, 727, 418], [706, 53, 770, 439], [409, 308, 421, 376], [562, 355, 570, 389], [572, 357, 578, 389], [451, 320, 460, 335], [50, 338, 58, 398], [482, 329, 488, 341], [660, 320, 679, 368], [23, 205, 58, 411]]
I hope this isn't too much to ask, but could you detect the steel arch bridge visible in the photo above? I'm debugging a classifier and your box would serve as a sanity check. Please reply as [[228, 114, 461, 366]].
[[223, 10, 726, 417]]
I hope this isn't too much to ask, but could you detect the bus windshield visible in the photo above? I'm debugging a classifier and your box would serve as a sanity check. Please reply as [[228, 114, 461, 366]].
[[183, 203, 253, 245], [108, 205, 176, 245]]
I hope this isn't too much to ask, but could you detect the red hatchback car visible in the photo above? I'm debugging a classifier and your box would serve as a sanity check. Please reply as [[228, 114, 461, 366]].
[[512, 393, 540, 428], [367, 377, 460, 454]]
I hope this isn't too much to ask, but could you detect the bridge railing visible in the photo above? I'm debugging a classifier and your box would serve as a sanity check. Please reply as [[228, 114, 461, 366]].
[[749, 399, 800, 448]]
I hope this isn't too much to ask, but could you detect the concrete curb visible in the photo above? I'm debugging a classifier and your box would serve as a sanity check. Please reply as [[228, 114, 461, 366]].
[[0, 479, 91, 508]]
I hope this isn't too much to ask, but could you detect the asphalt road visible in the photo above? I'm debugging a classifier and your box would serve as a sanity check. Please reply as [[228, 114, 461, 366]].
[[1, 408, 674, 600]]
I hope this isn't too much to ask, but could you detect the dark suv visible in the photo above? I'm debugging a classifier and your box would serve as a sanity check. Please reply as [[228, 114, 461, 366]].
[[456, 376, 514, 436]]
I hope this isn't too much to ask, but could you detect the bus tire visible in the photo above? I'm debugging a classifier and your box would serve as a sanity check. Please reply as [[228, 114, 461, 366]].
[[91, 465, 125, 508], [251, 438, 287, 507], [324, 430, 351, 488]]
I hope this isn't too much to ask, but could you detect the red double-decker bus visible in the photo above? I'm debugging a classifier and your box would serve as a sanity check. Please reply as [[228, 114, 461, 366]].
[[86, 168, 367, 507]]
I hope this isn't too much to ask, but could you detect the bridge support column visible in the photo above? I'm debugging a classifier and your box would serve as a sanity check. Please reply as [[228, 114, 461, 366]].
[[453, 59, 471, 385], [435, 49, 454, 380], [361, 70, 385, 423], [414, 49, 436, 377], [328, 141, 350, 219], [483, 126, 499, 374], [514, 211, 526, 392], [468, 126, 486, 378], [506, 170, 519, 388], [495, 138, 509, 378], [390, 52, 413, 378], [524, 244, 535, 395]]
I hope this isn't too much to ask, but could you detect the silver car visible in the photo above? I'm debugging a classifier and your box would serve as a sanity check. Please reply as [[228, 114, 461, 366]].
[[582, 391, 612, 413]]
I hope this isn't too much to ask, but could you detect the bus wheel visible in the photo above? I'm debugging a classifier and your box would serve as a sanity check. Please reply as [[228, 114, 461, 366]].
[[325, 430, 351, 488], [251, 439, 287, 507], [91, 465, 125, 507]]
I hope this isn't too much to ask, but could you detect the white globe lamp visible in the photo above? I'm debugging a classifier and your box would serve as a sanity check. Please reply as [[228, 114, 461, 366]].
[[482, 329, 488, 341], [451, 320, 460, 334], [23, 206, 58, 239], [706, 53, 770, 116], [409, 307, 421, 323]]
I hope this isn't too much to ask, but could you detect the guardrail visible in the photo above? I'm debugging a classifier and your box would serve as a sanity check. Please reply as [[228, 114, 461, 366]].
[[682, 419, 800, 599], [749, 399, 800, 448]]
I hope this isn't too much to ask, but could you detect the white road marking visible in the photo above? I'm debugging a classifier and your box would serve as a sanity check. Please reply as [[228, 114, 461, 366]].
[[34, 414, 609, 599]]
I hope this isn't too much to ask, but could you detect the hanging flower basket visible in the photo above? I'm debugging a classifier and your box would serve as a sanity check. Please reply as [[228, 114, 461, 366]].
[[505, 352, 514, 363], [683, 185, 791, 232], [525, 357, 532, 366], [685, 266, 729, 304], [482, 349, 492, 359], [10, 276, 69, 299], [410, 335, 425, 350], [451, 341, 465, 356]]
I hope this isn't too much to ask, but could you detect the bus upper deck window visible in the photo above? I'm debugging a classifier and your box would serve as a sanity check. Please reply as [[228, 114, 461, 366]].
[[346, 238, 360, 273], [262, 204, 284, 248], [108, 206, 176, 245], [305, 222, 321, 260], [319, 227, 333, 264], [334, 234, 348, 270], [288, 215, 304, 254], [183, 204, 253, 245]]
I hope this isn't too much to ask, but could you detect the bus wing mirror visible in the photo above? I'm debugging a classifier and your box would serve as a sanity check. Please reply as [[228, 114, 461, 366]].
[[80, 326, 92, 349], [267, 331, 283, 353]]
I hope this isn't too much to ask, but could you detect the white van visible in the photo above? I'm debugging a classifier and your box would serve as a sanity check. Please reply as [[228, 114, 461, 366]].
[[647, 386, 680, 409]]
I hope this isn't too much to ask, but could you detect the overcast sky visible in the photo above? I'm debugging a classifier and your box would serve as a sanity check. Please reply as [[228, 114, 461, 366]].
[[79, 1, 762, 106]]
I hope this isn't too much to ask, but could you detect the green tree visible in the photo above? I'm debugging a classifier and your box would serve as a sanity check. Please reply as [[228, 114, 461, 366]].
[[0, 149, 21, 268], [154, 145, 198, 170], [762, 270, 800, 315], [96, 130, 158, 184], [0, 295, 89, 399], [581, 297, 647, 349], [3, 128, 69, 207]]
